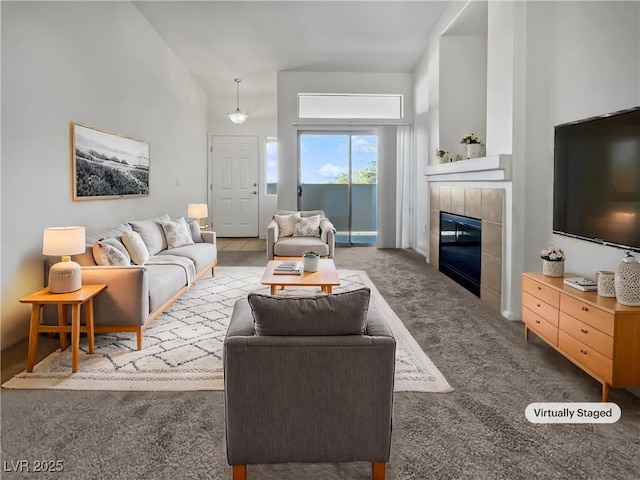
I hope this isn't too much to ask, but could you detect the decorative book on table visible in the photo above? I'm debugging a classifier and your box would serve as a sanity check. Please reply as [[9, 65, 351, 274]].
[[273, 261, 303, 275], [563, 277, 597, 291]]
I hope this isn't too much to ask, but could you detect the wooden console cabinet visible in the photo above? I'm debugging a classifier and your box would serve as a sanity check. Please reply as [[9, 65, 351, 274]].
[[522, 272, 640, 401]]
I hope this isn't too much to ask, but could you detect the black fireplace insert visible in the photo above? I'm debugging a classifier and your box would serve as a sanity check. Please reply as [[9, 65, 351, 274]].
[[439, 212, 482, 297]]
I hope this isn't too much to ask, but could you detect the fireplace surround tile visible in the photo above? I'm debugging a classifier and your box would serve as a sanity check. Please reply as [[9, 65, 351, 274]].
[[430, 186, 504, 315]]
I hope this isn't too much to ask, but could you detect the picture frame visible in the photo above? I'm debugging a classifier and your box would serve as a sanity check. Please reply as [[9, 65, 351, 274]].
[[71, 122, 150, 201]]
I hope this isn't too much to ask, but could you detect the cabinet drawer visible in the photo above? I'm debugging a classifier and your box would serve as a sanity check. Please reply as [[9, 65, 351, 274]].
[[523, 276, 560, 308], [559, 312, 613, 359], [522, 291, 559, 326], [523, 307, 558, 346], [560, 295, 614, 336], [558, 331, 613, 383]]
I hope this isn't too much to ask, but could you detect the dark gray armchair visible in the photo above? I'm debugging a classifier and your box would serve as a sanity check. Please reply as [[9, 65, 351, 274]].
[[223, 289, 396, 480]]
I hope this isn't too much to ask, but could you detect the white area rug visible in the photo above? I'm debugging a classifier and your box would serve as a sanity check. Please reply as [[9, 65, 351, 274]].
[[3, 267, 453, 393]]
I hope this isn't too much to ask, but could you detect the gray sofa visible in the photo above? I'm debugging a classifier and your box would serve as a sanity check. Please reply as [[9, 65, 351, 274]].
[[224, 288, 396, 480], [266, 209, 336, 260], [45, 214, 217, 350]]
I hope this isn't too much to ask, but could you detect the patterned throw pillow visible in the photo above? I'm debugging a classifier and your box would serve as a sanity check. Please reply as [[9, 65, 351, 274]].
[[92, 238, 131, 266], [161, 218, 195, 250], [293, 215, 321, 237], [274, 212, 301, 237], [122, 230, 150, 265]]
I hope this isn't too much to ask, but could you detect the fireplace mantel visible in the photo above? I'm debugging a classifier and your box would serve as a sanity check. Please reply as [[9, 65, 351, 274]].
[[424, 154, 512, 182]]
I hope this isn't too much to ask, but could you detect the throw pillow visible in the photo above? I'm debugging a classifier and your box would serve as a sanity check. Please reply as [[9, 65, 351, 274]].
[[248, 288, 370, 336], [161, 218, 195, 250], [293, 214, 321, 237], [187, 219, 204, 243], [122, 230, 150, 265], [92, 238, 131, 266], [274, 212, 301, 237], [128, 214, 170, 256]]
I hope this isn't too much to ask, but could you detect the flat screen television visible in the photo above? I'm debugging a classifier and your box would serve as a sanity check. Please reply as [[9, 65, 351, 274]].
[[553, 106, 640, 252]]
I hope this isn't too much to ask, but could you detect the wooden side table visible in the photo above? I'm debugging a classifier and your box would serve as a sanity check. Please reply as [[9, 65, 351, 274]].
[[19, 284, 107, 373]]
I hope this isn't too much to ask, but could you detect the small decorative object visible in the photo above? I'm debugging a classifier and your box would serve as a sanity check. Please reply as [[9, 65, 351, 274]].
[[615, 252, 640, 306], [43, 226, 86, 293], [435, 148, 451, 163], [72, 122, 150, 201], [302, 250, 320, 272], [460, 133, 485, 159], [541, 246, 565, 277], [596, 271, 616, 297]]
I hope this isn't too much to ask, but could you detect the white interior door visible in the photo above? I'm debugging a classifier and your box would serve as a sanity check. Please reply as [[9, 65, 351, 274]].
[[210, 136, 259, 237]]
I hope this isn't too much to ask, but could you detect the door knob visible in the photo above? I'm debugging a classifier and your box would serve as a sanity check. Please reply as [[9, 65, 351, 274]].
[[252, 191, 257, 195], [253, 183, 257, 187]]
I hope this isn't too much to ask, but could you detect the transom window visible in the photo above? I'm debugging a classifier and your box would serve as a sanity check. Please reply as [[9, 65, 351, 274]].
[[298, 94, 403, 120]]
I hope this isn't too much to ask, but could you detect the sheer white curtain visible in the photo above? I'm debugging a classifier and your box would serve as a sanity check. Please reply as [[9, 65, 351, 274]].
[[376, 125, 413, 248], [396, 125, 413, 248]]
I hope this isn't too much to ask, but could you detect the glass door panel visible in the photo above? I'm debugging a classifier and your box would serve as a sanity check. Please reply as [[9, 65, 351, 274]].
[[299, 132, 377, 246], [350, 135, 377, 244]]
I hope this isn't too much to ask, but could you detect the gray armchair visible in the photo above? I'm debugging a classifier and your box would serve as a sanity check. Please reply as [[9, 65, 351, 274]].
[[266, 209, 336, 260], [223, 289, 396, 480]]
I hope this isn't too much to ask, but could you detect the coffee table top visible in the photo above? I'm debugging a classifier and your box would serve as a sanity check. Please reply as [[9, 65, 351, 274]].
[[261, 258, 340, 289]]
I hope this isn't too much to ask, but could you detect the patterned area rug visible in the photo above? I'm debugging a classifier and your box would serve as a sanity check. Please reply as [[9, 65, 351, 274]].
[[2, 267, 453, 393]]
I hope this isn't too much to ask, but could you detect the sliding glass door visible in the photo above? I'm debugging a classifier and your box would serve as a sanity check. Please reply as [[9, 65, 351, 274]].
[[298, 132, 378, 245]]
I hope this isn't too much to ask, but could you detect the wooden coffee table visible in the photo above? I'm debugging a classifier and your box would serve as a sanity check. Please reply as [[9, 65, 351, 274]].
[[261, 257, 340, 295]]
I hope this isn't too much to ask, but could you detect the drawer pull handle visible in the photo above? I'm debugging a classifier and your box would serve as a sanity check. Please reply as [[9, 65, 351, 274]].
[[535, 320, 541, 324], [580, 328, 588, 334], [537, 286, 542, 290], [537, 303, 541, 307], [581, 306, 589, 312], [580, 349, 587, 355]]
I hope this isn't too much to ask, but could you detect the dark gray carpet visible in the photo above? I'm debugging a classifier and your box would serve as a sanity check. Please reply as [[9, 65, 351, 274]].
[[2, 248, 639, 480]]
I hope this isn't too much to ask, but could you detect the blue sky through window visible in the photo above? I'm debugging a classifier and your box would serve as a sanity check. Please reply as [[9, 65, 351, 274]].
[[300, 134, 377, 184]]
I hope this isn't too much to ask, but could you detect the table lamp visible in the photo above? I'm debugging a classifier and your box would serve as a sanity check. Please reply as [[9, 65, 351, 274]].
[[188, 203, 208, 229], [43, 226, 86, 293]]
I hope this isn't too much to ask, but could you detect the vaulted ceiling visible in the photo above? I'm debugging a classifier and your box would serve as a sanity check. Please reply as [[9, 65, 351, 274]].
[[135, 1, 451, 99]]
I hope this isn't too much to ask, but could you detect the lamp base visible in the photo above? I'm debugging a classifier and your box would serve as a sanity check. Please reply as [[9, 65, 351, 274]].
[[49, 260, 82, 294]]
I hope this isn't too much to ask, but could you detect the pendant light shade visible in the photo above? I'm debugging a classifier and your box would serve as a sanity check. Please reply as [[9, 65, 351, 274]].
[[228, 78, 248, 124]]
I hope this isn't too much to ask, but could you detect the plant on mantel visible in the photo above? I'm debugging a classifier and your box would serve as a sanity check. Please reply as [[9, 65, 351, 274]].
[[459, 133, 484, 146]]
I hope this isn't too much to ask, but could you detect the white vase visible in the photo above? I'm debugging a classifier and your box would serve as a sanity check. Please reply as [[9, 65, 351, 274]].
[[465, 143, 482, 159], [542, 260, 564, 277], [302, 255, 319, 272], [615, 252, 640, 306]]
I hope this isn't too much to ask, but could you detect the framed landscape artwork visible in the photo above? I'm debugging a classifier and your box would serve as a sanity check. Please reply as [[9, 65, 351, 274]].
[[71, 122, 150, 201]]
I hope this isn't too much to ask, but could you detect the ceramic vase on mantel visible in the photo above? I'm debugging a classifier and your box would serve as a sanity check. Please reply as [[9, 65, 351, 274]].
[[466, 143, 482, 159], [542, 259, 565, 278], [615, 252, 640, 306]]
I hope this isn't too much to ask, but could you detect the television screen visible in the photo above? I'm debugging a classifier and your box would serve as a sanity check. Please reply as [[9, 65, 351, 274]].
[[553, 107, 640, 252]]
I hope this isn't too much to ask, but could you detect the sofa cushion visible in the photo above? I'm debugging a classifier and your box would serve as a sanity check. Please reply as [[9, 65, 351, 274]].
[[248, 288, 370, 336], [122, 230, 150, 265], [273, 237, 330, 257], [92, 238, 130, 266], [161, 218, 194, 249], [293, 215, 321, 237], [128, 214, 170, 256], [274, 212, 301, 237], [157, 243, 217, 272], [145, 264, 189, 312]]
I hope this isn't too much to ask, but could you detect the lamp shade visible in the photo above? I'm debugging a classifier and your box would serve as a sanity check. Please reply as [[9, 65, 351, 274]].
[[188, 203, 208, 219], [43, 227, 86, 257]]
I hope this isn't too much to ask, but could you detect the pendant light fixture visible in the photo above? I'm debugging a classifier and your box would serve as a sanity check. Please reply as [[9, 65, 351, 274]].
[[228, 78, 248, 125]]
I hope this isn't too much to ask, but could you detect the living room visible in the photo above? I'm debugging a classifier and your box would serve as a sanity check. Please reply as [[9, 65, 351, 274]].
[[2, 1, 639, 479]]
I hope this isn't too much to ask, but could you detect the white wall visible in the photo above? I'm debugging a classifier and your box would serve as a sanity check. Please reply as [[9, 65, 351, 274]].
[[521, 0, 640, 276], [207, 78, 278, 238], [1, 1, 208, 349], [439, 36, 488, 158]]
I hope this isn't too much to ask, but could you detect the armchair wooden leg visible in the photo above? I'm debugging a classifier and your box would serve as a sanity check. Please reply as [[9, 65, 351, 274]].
[[372, 462, 385, 480], [232, 465, 247, 480]]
